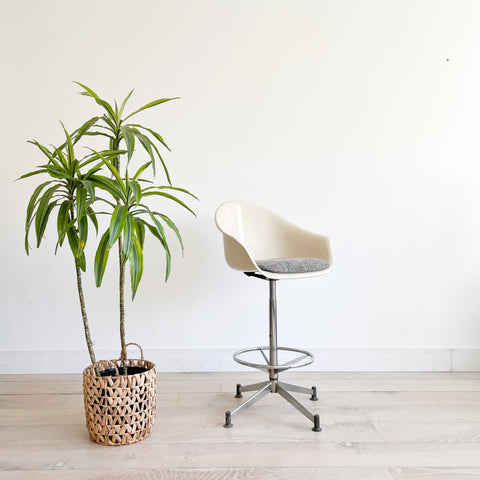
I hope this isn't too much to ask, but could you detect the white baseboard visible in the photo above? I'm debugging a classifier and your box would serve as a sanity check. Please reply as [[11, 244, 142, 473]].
[[1, 347, 480, 374]]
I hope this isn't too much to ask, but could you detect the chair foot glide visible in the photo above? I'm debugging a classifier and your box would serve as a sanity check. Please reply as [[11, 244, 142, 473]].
[[310, 386, 318, 401], [224, 411, 233, 428], [312, 414, 321, 432], [235, 383, 243, 398]]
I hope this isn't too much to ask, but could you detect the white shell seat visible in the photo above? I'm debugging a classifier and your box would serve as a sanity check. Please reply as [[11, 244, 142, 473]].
[[215, 200, 333, 280]]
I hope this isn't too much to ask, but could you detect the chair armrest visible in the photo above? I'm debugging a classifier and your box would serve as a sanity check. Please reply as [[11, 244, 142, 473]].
[[284, 226, 333, 264], [221, 233, 258, 272]]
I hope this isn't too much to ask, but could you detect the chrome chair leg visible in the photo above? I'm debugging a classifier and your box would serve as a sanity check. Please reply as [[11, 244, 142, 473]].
[[224, 382, 272, 428], [276, 384, 321, 432], [278, 382, 318, 401], [235, 381, 270, 398]]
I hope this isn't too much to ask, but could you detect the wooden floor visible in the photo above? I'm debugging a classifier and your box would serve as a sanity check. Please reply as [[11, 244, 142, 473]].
[[1, 371, 480, 479]]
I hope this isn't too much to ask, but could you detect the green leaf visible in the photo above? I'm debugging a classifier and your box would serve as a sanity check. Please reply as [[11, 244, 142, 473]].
[[100, 113, 117, 132], [76, 186, 87, 220], [127, 123, 171, 151], [78, 215, 88, 254], [77, 251, 86, 272], [66, 222, 78, 251], [123, 97, 179, 121], [145, 206, 167, 242], [130, 180, 142, 205], [142, 218, 163, 242], [94, 229, 111, 287], [57, 201, 71, 247], [80, 149, 125, 169], [72, 116, 100, 145], [56, 217, 76, 251], [143, 206, 172, 281], [28, 140, 57, 164], [36, 201, 57, 248], [53, 147, 69, 171], [72, 158, 81, 179], [66, 227, 86, 271], [142, 190, 196, 216], [126, 123, 173, 181], [157, 213, 184, 254], [17, 168, 49, 180], [90, 149, 126, 193], [122, 213, 133, 264], [120, 125, 135, 161], [146, 141, 170, 182], [134, 218, 145, 248], [59, 122, 74, 163], [35, 185, 60, 247], [150, 185, 199, 200], [86, 206, 98, 234], [57, 117, 100, 150], [81, 180, 95, 205], [132, 161, 152, 181], [82, 164, 102, 180], [79, 130, 115, 141], [25, 181, 52, 227], [131, 128, 155, 171], [74, 82, 117, 123], [24, 181, 53, 254], [129, 235, 144, 299], [119, 89, 135, 118], [46, 165, 69, 180], [108, 205, 128, 248], [94, 196, 117, 209], [88, 175, 126, 202]]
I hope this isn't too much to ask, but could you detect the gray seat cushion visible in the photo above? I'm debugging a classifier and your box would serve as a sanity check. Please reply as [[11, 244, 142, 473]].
[[256, 257, 330, 274]]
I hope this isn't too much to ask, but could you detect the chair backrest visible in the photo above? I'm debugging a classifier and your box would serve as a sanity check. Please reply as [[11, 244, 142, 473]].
[[215, 200, 331, 273]]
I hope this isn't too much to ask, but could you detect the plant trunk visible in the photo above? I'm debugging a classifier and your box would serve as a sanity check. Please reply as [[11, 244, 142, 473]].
[[69, 201, 98, 376], [113, 138, 128, 375], [119, 234, 127, 374], [75, 260, 99, 375]]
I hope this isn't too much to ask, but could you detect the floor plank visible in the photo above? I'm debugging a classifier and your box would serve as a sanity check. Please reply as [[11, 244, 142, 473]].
[[389, 467, 480, 479], [2, 442, 480, 469], [0, 467, 395, 480]]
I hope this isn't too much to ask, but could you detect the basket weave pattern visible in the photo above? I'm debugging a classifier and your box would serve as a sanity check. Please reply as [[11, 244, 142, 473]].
[[83, 357, 156, 446]]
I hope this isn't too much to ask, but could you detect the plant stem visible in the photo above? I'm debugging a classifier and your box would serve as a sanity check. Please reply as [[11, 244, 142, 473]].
[[75, 260, 99, 375], [68, 199, 98, 375], [112, 136, 127, 374], [119, 235, 127, 375]]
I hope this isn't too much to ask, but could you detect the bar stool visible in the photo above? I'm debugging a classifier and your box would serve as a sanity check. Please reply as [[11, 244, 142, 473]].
[[215, 200, 333, 431]]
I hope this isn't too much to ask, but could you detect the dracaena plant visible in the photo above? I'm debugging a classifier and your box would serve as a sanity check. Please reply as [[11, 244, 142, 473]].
[[74, 83, 196, 362], [20, 125, 120, 367]]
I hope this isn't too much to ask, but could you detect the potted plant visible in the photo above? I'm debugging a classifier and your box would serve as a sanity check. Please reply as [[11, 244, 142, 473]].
[[21, 84, 196, 446]]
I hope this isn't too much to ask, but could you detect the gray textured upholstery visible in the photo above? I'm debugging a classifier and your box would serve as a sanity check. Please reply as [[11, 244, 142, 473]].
[[256, 257, 330, 274]]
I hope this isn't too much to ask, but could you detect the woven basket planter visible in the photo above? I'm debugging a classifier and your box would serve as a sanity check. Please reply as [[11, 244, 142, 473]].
[[83, 344, 156, 446]]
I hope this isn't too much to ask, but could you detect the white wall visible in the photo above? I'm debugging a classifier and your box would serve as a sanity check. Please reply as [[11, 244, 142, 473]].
[[2, 0, 480, 373]]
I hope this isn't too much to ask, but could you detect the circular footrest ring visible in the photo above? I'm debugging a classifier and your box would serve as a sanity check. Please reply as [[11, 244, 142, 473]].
[[233, 346, 314, 372]]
